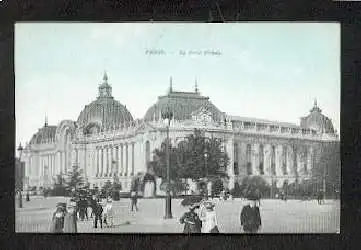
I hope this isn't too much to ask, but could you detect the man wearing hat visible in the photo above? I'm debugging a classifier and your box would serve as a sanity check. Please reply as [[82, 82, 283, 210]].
[[179, 203, 202, 233], [240, 197, 262, 233]]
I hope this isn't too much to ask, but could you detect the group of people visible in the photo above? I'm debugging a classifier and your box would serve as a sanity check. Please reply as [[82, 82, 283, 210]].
[[179, 198, 219, 233], [50, 194, 116, 233], [180, 195, 262, 234]]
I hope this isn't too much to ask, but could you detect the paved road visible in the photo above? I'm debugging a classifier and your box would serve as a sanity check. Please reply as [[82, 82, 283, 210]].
[[16, 197, 340, 233]]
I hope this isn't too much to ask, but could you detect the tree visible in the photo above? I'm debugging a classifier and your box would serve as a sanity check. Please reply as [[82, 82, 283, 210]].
[[312, 141, 340, 198], [65, 165, 84, 192], [52, 173, 67, 196], [150, 129, 229, 184]]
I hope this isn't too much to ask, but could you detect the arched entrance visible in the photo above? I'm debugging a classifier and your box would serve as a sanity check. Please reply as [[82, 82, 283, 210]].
[[142, 172, 157, 198]]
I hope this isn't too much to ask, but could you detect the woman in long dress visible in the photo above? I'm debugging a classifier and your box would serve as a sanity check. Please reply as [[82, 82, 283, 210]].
[[200, 201, 219, 233], [179, 204, 202, 233], [50, 204, 66, 233], [63, 202, 78, 233], [103, 197, 114, 228]]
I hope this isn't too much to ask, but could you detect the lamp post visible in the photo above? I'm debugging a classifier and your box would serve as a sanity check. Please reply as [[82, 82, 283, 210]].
[[204, 147, 208, 199], [17, 143, 24, 208], [162, 106, 173, 219]]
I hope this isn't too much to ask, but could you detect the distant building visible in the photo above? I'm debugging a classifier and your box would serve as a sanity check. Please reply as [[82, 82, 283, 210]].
[[21, 72, 339, 195]]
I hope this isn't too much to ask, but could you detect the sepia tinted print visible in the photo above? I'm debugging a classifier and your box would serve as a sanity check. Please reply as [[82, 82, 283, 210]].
[[15, 23, 340, 233]]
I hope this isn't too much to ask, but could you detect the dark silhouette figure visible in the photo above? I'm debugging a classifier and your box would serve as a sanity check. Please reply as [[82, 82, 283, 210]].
[[130, 191, 138, 212], [240, 202, 262, 233], [94, 202, 103, 229], [179, 205, 202, 233]]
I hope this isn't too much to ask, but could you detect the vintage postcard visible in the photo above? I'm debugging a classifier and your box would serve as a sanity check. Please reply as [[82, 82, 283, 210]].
[[15, 23, 340, 233]]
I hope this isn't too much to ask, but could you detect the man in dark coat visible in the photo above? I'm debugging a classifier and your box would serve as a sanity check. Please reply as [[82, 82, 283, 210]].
[[179, 204, 202, 233], [130, 190, 138, 212], [94, 202, 103, 229], [240, 199, 262, 233]]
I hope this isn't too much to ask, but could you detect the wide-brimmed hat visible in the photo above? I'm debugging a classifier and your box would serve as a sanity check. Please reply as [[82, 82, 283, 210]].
[[204, 201, 215, 209], [190, 203, 200, 210]]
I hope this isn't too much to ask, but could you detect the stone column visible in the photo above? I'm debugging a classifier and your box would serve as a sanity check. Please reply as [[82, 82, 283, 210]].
[[125, 143, 129, 176], [84, 146, 87, 178], [287, 145, 293, 176], [252, 143, 260, 175], [238, 142, 246, 176], [275, 145, 283, 177], [116, 145, 119, 175], [101, 147, 105, 177], [96, 147, 100, 177], [264, 144, 272, 176], [226, 138, 235, 189], [120, 144, 124, 175], [132, 143, 135, 176], [307, 146, 313, 176], [106, 146, 110, 177]]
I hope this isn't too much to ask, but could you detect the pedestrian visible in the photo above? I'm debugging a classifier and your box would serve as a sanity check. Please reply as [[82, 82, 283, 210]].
[[103, 197, 114, 228], [90, 195, 97, 218], [240, 198, 262, 233], [317, 190, 324, 205], [179, 204, 202, 233], [63, 201, 78, 233], [50, 203, 66, 233], [200, 201, 219, 233], [254, 189, 261, 207], [130, 190, 138, 212], [94, 201, 103, 229]]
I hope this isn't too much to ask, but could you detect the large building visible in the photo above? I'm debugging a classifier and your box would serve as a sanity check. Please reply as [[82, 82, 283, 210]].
[[21, 72, 339, 195]]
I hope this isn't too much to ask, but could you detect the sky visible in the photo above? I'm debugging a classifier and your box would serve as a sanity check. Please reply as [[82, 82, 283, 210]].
[[15, 22, 340, 151]]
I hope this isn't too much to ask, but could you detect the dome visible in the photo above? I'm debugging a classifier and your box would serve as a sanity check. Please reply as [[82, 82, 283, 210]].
[[144, 79, 224, 122], [300, 100, 335, 134], [29, 124, 57, 144], [77, 72, 134, 133]]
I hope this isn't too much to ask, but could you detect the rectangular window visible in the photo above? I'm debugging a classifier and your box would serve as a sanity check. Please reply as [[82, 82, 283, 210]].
[[234, 162, 239, 175]]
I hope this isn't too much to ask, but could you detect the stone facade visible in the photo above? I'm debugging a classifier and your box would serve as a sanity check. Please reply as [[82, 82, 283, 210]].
[[21, 73, 339, 194]]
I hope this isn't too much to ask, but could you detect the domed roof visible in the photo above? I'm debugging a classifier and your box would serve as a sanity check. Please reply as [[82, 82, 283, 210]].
[[300, 100, 335, 134], [77, 72, 134, 133], [144, 79, 224, 122], [29, 119, 57, 144]]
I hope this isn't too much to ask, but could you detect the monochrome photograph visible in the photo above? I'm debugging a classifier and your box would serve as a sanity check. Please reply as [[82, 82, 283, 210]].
[[15, 23, 340, 233]]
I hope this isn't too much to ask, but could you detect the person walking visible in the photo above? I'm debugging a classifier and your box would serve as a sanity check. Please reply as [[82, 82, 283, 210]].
[[200, 201, 219, 233], [94, 201, 103, 229], [63, 202, 78, 233], [50, 203, 66, 233], [179, 204, 202, 233], [240, 198, 262, 233], [130, 190, 138, 212]]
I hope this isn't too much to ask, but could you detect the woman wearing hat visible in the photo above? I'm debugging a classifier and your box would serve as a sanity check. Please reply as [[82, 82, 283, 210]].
[[50, 203, 66, 233], [63, 201, 78, 233], [179, 203, 202, 233], [200, 201, 219, 233]]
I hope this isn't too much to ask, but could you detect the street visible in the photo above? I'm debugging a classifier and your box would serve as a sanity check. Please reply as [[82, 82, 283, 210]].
[[16, 197, 340, 233]]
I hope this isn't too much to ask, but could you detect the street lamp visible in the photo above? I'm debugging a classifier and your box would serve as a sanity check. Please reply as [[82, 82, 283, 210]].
[[17, 143, 24, 208], [204, 146, 209, 199], [161, 106, 173, 219]]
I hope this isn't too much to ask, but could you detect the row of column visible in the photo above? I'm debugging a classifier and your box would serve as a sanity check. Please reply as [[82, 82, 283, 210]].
[[232, 141, 314, 177], [94, 143, 135, 177]]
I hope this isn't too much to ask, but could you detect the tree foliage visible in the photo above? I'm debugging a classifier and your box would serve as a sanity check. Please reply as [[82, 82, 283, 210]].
[[65, 165, 84, 191], [150, 129, 229, 183]]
